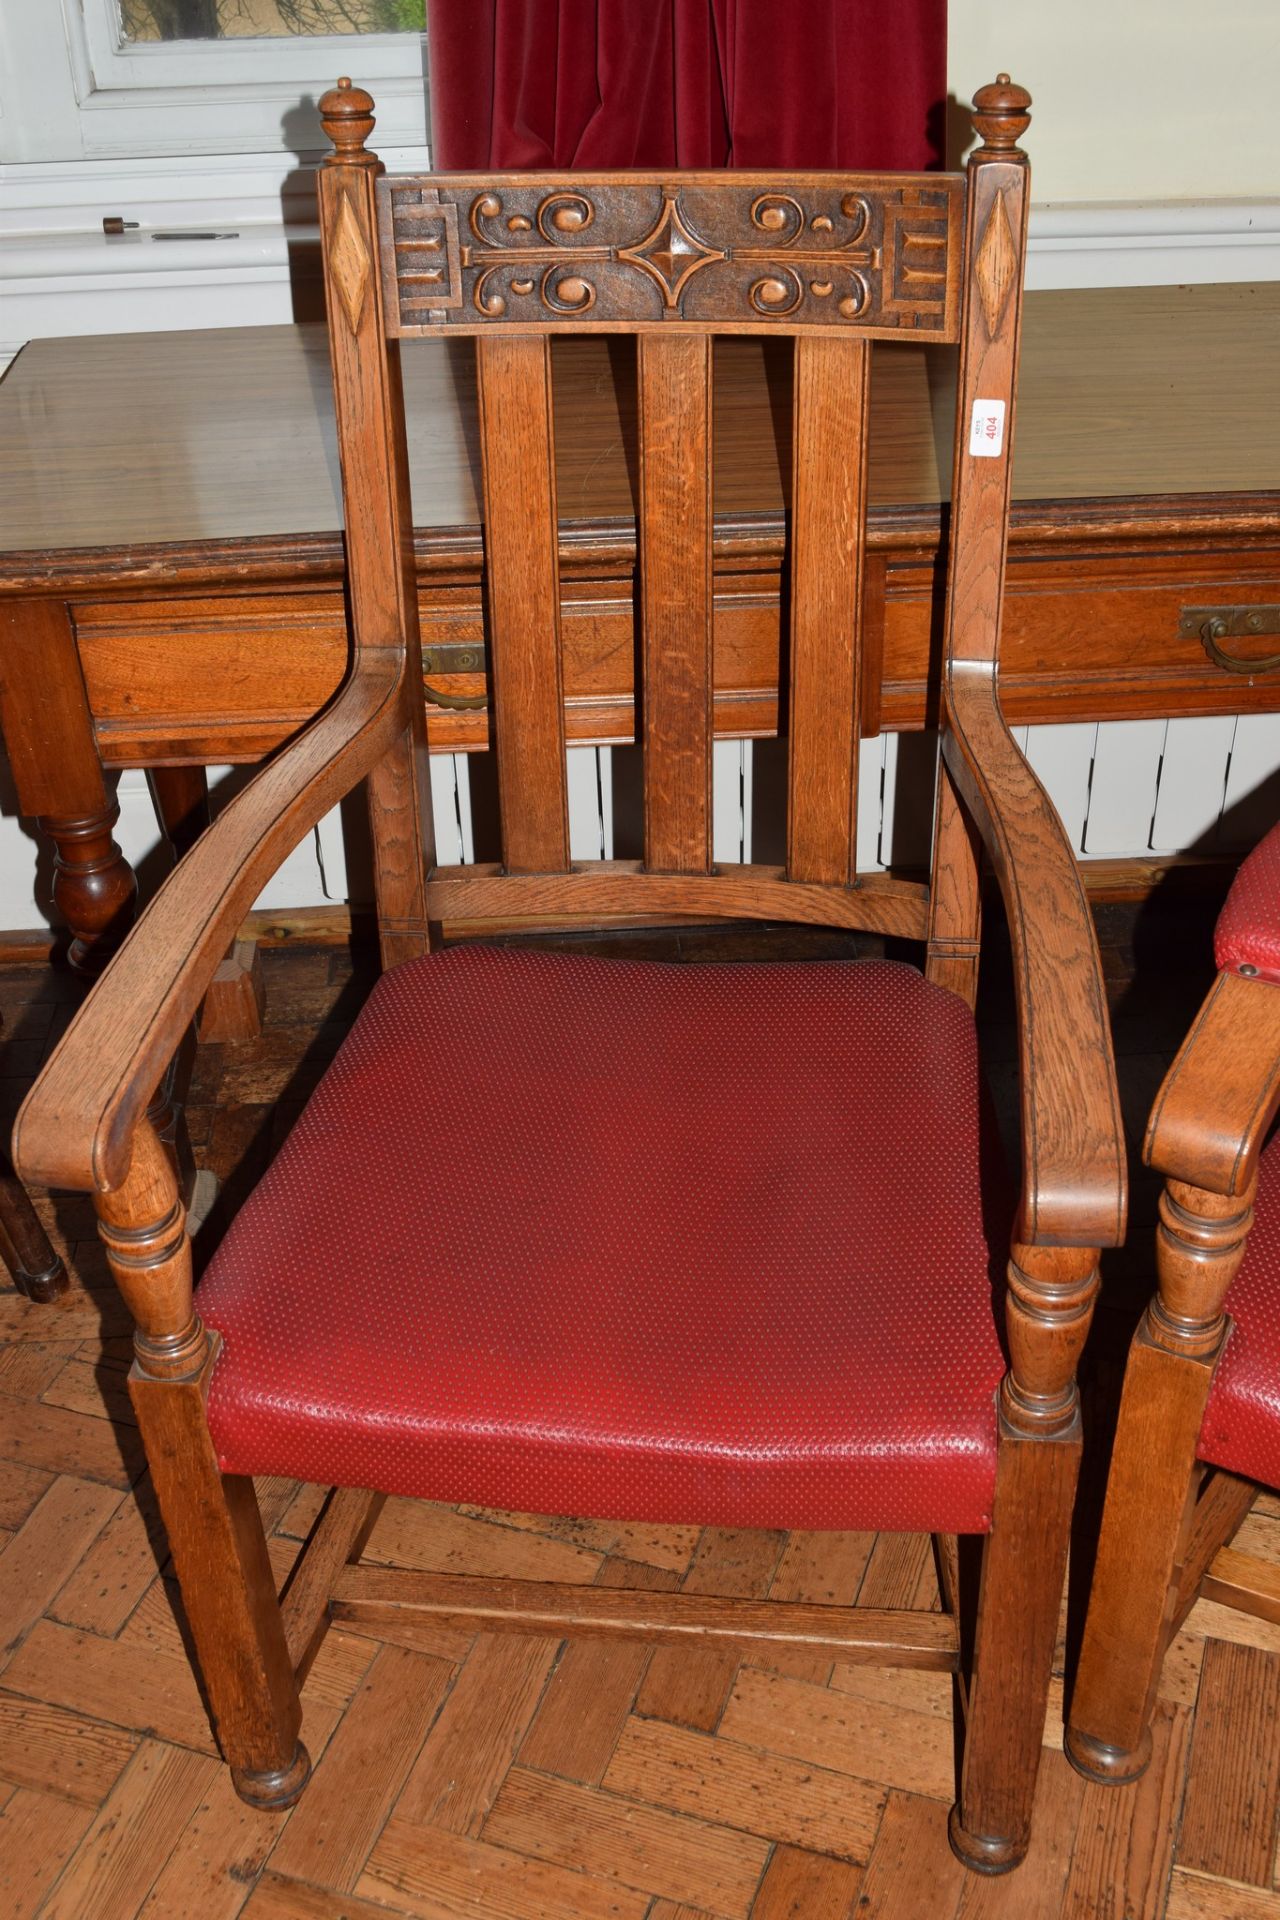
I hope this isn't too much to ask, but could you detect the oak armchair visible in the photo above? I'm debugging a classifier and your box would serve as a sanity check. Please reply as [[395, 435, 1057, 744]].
[[1068, 821, 1280, 1784], [13, 75, 1125, 1874]]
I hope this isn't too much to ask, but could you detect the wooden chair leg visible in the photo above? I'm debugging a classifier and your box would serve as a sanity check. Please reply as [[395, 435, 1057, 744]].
[[951, 1243, 1099, 1873], [953, 1422, 1079, 1870], [97, 1121, 308, 1809], [135, 1378, 309, 1807], [0, 1155, 67, 1301], [1066, 1177, 1253, 1783]]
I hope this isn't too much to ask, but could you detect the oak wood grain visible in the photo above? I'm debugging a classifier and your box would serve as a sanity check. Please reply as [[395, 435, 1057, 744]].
[[635, 1524, 786, 1733], [1060, 1703, 1191, 1920], [1169, 1473, 1259, 1636], [480, 1765, 769, 1916], [639, 333, 714, 874], [786, 337, 869, 885], [426, 861, 930, 940], [268, 1644, 453, 1891], [944, 674, 1125, 1246], [601, 1714, 886, 1863], [364, 1815, 654, 1919], [392, 1632, 560, 1834], [1145, 971, 1280, 1195], [517, 1556, 679, 1785], [1177, 1640, 1280, 1886], [329, 1565, 960, 1669], [476, 334, 571, 871], [1200, 1545, 1280, 1626]]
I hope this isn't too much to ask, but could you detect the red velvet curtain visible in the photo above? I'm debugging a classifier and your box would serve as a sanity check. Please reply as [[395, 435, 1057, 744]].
[[426, 0, 946, 173]]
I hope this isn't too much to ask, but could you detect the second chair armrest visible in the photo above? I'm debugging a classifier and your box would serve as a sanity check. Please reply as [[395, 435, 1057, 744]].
[[1147, 820, 1280, 1194], [944, 663, 1127, 1250], [13, 654, 408, 1198], [1215, 819, 1280, 985], [1146, 967, 1280, 1196]]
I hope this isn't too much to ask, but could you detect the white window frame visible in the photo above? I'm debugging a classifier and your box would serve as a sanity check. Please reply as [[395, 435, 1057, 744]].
[[0, 0, 429, 163]]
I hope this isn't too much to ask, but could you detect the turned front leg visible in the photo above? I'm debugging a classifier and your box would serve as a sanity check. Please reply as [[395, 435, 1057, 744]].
[[96, 1120, 308, 1806], [1067, 1177, 1253, 1781], [952, 1241, 1100, 1873]]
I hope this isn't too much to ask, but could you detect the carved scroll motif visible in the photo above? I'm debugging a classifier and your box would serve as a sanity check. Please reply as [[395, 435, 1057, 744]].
[[379, 176, 962, 339]]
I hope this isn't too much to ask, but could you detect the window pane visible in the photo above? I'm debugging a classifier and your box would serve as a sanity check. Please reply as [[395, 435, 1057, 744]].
[[120, 0, 425, 39]]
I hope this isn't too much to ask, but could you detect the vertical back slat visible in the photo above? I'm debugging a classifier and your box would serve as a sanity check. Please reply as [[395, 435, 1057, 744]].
[[638, 334, 714, 875], [787, 336, 871, 886], [476, 335, 570, 873]]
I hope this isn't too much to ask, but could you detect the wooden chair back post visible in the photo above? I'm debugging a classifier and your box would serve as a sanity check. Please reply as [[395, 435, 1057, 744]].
[[941, 84, 1105, 1444], [317, 79, 434, 966], [925, 80, 1031, 1008], [364, 161, 970, 941]]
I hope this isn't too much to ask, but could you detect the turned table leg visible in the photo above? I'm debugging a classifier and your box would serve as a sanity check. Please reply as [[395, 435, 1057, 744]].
[[0, 598, 137, 976]]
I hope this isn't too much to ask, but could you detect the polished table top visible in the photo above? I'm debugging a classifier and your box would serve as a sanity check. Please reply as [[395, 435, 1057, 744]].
[[1, 283, 1278, 568]]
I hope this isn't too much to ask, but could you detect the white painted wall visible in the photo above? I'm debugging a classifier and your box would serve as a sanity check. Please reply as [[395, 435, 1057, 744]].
[[949, 0, 1280, 202]]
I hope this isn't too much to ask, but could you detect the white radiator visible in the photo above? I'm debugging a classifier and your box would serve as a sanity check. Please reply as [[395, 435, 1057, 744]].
[[1, 713, 1278, 931], [413, 712, 1280, 877]]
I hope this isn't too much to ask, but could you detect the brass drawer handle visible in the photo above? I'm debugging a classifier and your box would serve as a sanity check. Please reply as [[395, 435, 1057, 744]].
[[1181, 605, 1280, 676], [422, 642, 489, 710], [423, 678, 489, 710]]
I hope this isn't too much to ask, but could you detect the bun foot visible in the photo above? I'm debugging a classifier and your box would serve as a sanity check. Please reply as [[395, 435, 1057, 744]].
[[17, 1254, 69, 1303], [231, 1741, 311, 1811], [948, 1804, 1025, 1875], [1064, 1723, 1152, 1785]]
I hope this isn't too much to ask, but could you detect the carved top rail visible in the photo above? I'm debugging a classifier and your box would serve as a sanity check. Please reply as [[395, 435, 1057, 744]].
[[374, 172, 964, 341]]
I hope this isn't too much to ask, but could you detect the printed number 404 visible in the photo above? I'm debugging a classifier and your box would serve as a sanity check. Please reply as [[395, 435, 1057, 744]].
[[969, 400, 1006, 458]]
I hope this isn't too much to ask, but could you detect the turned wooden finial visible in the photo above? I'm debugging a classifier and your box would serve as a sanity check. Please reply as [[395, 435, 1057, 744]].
[[972, 73, 1032, 153], [319, 75, 377, 164]]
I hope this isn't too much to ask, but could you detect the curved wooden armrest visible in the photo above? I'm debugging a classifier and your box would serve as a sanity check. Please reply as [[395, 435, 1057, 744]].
[[943, 663, 1127, 1249], [13, 654, 408, 1198], [1145, 968, 1280, 1195]]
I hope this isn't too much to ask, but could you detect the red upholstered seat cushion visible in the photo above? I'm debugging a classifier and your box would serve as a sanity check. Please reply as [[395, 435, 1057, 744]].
[[1199, 1127, 1280, 1487], [198, 948, 1008, 1535], [1216, 821, 1280, 983]]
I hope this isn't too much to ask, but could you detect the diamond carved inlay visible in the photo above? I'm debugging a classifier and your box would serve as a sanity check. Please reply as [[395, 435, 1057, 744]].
[[329, 190, 373, 334], [973, 188, 1017, 339], [618, 196, 726, 309]]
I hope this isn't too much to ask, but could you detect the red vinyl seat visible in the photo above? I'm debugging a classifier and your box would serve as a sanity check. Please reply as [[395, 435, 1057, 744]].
[[198, 945, 1008, 1535], [1198, 1126, 1280, 1489]]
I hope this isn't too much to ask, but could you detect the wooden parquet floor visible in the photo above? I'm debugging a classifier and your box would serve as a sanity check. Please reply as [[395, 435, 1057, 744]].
[[3, 914, 1280, 1920]]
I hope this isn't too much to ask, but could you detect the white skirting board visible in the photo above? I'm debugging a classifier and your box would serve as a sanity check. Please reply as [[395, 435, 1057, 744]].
[[3, 718, 1278, 934]]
